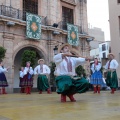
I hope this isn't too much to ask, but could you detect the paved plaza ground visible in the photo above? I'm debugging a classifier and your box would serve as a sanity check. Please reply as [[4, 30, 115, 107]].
[[0, 91, 120, 120]]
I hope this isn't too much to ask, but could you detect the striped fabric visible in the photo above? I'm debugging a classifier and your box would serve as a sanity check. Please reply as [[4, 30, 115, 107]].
[[90, 71, 106, 87]]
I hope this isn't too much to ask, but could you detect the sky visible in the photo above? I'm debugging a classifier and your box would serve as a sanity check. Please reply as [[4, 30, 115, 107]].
[[87, 0, 110, 41]]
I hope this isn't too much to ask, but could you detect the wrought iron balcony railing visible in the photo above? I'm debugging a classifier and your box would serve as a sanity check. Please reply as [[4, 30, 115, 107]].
[[0, 5, 87, 34], [0, 5, 47, 25], [58, 21, 86, 34]]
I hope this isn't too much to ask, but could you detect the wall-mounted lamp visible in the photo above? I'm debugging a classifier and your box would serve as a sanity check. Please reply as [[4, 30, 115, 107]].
[[7, 21, 15, 27], [86, 37, 94, 42], [52, 31, 60, 35], [52, 23, 60, 35], [53, 46, 58, 55], [52, 23, 58, 28]]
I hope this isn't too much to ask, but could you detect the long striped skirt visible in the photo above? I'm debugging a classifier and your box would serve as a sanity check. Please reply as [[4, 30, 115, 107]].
[[106, 71, 118, 89], [23, 73, 33, 87], [55, 75, 89, 95], [19, 77, 24, 87], [0, 72, 8, 87], [90, 71, 105, 86], [37, 75, 50, 91]]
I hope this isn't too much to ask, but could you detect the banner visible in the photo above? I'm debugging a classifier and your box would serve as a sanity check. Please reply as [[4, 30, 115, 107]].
[[67, 23, 79, 46], [26, 12, 41, 40]]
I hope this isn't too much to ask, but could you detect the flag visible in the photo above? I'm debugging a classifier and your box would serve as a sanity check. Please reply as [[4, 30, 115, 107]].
[[67, 23, 79, 46], [26, 12, 41, 40]]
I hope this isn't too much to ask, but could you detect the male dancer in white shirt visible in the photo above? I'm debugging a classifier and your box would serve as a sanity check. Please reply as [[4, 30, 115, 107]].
[[34, 59, 51, 94], [54, 43, 90, 102], [105, 53, 119, 94]]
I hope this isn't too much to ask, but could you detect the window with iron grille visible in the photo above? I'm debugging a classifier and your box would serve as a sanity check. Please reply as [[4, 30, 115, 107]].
[[118, 0, 120, 3], [62, 6, 74, 30], [23, 0, 38, 14]]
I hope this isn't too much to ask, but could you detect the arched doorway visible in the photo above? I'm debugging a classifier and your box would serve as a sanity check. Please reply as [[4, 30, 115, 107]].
[[13, 46, 45, 92]]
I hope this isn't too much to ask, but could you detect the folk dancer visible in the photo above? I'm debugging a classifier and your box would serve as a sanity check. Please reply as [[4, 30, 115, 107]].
[[0, 59, 9, 94], [53, 43, 90, 102], [34, 59, 51, 94], [23, 61, 34, 94], [19, 67, 25, 93], [105, 53, 119, 94], [90, 58, 104, 94]]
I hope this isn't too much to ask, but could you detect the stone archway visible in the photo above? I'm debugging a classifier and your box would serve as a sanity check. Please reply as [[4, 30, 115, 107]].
[[13, 46, 46, 92], [13, 41, 47, 64]]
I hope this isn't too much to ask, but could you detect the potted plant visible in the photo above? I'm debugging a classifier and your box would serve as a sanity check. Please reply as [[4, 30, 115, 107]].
[[21, 50, 36, 67], [75, 65, 86, 78], [0, 46, 6, 60]]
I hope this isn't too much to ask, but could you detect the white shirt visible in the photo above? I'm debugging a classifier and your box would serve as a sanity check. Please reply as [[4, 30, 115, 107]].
[[20, 71, 24, 78], [53, 53, 86, 76], [0, 66, 7, 73], [34, 64, 50, 75], [105, 59, 119, 70], [91, 63, 101, 73], [23, 67, 34, 75]]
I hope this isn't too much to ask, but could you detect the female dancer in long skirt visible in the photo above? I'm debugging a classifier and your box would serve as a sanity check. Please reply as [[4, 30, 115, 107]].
[[90, 58, 104, 94], [0, 59, 9, 94], [19, 67, 25, 93], [23, 61, 34, 94]]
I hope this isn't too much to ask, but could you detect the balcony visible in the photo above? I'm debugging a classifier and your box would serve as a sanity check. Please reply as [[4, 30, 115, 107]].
[[0, 5, 88, 35], [58, 21, 86, 34], [0, 5, 47, 25]]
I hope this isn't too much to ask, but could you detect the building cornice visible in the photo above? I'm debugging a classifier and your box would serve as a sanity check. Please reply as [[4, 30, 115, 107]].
[[60, 0, 76, 6], [0, 15, 92, 39]]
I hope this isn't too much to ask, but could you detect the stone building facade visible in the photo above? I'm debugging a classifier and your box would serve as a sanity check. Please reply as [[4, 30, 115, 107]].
[[0, 0, 91, 93]]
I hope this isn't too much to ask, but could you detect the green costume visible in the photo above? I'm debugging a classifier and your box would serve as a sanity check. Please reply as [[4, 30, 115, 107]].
[[37, 75, 50, 91], [55, 75, 89, 95], [106, 71, 118, 89]]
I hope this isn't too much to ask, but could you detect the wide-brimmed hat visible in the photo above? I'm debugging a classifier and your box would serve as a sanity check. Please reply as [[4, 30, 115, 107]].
[[38, 59, 45, 64], [58, 43, 72, 53], [107, 53, 115, 58], [26, 61, 31, 64]]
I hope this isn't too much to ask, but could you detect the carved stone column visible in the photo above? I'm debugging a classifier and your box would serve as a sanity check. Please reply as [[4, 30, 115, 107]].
[[3, 32, 14, 93]]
